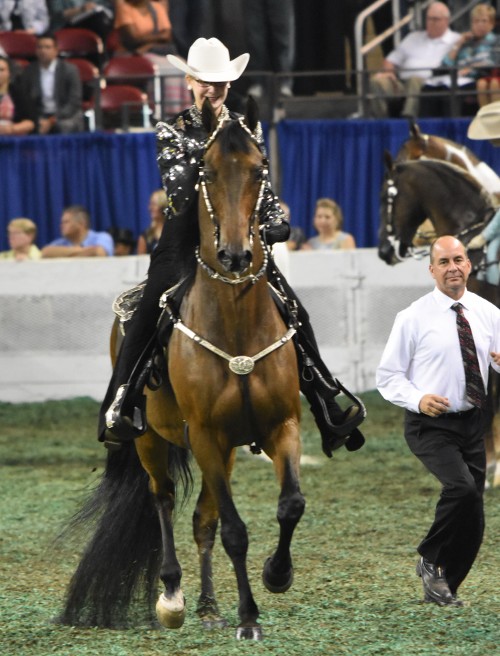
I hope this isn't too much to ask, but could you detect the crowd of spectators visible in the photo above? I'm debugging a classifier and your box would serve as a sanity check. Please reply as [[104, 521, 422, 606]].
[[1, 1, 499, 131], [1, 1, 500, 256]]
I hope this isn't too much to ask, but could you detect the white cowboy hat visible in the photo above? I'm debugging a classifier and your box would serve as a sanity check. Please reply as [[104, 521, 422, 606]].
[[467, 101, 500, 140], [167, 38, 249, 82]]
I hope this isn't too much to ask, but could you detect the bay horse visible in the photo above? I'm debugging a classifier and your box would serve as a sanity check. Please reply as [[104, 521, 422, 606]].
[[378, 154, 500, 487], [58, 99, 305, 640]]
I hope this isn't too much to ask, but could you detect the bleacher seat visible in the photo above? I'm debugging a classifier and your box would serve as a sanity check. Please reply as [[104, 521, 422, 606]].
[[55, 28, 104, 69]]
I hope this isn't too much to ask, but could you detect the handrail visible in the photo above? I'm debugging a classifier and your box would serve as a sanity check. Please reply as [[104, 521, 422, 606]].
[[354, 0, 484, 117], [355, 0, 416, 116]]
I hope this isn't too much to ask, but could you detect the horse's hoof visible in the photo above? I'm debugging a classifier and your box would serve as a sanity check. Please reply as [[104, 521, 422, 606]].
[[156, 591, 186, 629], [236, 624, 263, 641], [262, 556, 294, 593]]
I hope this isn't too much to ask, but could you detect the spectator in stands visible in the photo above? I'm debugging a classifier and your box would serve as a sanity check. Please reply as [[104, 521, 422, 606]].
[[136, 189, 167, 255], [369, 2, 459, 118], [41, 205, 114, 257], [420, 3, 497, 117], [0, 218, 41, 261], [113, 0, 191, 116], [243, 0, 295, 98], [302, 198, 356, 250], [0, 0, 50, 34], [0, 55, 36, 135], [18, 33, 83, 134], [48, 0, 114, 40], [109, 227, 136, 255]]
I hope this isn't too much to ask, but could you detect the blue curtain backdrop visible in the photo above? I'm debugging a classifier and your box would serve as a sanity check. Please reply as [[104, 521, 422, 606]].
[[2, 118, 500, 252], [0, 132, 161, 252], [277, 118, 500, 247]]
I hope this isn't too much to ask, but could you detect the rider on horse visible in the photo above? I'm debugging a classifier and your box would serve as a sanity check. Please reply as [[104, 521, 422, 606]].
[[98, 38, 366, 456]]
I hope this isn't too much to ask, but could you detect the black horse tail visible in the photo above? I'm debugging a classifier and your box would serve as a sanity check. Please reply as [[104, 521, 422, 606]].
[[57, 441, 192, 628]]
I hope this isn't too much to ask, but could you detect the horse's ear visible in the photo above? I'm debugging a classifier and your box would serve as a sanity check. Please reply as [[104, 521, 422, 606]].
[[201, 98, 218, 134], [409, 119, 421, 140], [245, 95, 259, 133], [383, 150, 394, 173]]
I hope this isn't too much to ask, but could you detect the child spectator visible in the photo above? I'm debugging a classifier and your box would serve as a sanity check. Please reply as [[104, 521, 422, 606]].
[[0, 218, 41, 261]]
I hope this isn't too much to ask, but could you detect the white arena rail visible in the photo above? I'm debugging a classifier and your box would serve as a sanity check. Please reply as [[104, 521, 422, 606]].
[[0, 250, 432, 403]]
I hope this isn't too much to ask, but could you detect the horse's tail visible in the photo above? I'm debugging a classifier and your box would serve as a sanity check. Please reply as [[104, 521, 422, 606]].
[[57, 441, 192, 628]]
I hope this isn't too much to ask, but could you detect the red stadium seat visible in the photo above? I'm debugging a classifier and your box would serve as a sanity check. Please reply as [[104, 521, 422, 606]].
[[104, 55, 160, 115], [55, 28, 104, 69], [88, 84, 152, 131], [0, 31, 37, 60], [67, 57, 100, 110]]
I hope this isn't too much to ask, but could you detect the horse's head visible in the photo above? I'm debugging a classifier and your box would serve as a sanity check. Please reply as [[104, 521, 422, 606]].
[[197, 97, 267, 280], [395, 120, 481, 172], [378, 152, 418, 264], [379, 156, 495, 266]]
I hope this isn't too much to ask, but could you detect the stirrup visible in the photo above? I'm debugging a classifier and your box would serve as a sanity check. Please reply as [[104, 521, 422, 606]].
[[104, 384, 147, 450], [308, 379, 366, 457], [315, 380, 366, 437]]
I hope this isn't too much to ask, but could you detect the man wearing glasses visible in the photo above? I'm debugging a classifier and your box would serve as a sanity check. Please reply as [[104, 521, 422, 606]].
[[368, 1, 460, 118]]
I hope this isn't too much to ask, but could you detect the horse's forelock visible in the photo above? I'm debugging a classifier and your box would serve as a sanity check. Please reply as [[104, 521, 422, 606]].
[[216, 120, 254, 156]]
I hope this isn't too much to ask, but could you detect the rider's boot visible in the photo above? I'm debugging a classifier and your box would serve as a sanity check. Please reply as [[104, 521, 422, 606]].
[[298, 348, 366, 457], [101, 343, 164, 451]]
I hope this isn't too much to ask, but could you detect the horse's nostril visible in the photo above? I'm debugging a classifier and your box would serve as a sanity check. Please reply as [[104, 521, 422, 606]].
[[217, 249, 252, 273]]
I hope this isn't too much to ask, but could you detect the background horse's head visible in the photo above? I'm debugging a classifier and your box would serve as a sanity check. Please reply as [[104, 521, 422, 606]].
[[378, 152, 424, 264], [198, 97, 266, 277], [379, 154, 494, 265], [395, 119, 481, 171]]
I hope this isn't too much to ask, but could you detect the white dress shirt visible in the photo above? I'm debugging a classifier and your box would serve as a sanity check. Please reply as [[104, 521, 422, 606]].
[[387, 28, 460, 81], [40, 59, 58, 115], [376, 287, 500, 413]]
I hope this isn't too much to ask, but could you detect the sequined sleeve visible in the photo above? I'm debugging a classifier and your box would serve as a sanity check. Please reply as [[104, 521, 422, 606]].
[[252, 120, 288, 230], [155, 116, 205, 219]]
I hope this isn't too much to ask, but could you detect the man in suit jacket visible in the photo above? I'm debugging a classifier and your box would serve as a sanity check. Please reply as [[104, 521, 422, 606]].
[[20, 33, 83, 134]]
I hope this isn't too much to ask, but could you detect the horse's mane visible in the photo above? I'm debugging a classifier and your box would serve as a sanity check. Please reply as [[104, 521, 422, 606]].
[[396, 159, 494, 207]]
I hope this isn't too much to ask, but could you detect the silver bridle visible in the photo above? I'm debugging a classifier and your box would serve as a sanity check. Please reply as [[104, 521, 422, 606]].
[[195, 116, 269, 284]]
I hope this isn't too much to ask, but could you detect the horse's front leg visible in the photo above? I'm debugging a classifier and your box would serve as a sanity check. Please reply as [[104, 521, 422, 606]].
[[135, 433, 186, 629], [193, 477, 229, 629], [262, 425, 306, 594], [193, 439, 262, 641]]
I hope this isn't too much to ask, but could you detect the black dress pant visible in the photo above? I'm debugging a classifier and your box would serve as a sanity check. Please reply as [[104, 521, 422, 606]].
[[404, 408, 487, 594]]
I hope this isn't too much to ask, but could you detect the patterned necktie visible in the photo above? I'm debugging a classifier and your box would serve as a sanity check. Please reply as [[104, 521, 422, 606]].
[[451, 302, 487, 409]]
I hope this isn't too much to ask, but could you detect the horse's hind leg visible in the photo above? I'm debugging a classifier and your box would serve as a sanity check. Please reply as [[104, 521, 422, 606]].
[[262, 429, 305, 594], [193, 477, 228, 629], [135, 433, 186, 629]]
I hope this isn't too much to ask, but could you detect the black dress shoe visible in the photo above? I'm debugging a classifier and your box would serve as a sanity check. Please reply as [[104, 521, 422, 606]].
[[416, 557, 454, 606]]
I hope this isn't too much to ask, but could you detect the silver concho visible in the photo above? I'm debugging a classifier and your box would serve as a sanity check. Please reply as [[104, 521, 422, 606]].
[[229, 356, 255, 375]]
